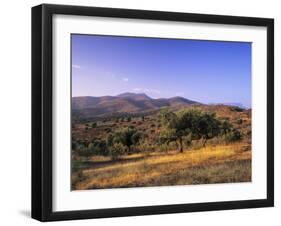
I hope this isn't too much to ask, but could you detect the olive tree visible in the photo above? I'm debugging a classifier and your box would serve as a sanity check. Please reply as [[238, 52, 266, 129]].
[[113, 127, 142, 153], [160, 109, 196, 152], [160, 109, 221, 152], [194, 112, 221, 147]]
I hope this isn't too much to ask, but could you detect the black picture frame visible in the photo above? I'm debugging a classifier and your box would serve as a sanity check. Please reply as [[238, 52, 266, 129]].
[[32, 4, 274, 222]]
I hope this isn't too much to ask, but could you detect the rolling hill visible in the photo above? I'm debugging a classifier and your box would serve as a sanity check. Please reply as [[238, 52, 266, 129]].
[[72, 93, 199, 118]]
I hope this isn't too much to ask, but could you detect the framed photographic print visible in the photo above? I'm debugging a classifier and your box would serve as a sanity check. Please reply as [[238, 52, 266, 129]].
[[32, 4, 274, 221]]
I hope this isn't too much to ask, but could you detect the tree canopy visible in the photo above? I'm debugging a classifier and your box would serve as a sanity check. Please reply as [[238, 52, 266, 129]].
[[160, 109, 223, 152], [112, 127, 142, 152]]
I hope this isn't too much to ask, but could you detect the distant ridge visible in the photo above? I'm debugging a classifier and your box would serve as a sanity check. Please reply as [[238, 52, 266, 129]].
[[72, 93, 199, 117], [117, 92, 151, 100], [222, 102, 246, 109], [208, 102, 247, 109]]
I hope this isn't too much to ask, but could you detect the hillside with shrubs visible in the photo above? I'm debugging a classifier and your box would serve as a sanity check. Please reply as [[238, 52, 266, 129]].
[[71, 94, 251, 190]]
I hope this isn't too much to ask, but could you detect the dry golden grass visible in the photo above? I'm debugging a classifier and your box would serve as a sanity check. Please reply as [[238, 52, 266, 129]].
[[72, 143, 251, 190]]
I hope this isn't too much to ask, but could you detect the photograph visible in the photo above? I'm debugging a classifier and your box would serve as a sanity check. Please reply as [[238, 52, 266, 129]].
[[71, 34, 252, 190], [30, 3, 274, 221]]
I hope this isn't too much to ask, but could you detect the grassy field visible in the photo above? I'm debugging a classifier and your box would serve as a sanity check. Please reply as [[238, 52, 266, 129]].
[[72, 142, 251, 190]]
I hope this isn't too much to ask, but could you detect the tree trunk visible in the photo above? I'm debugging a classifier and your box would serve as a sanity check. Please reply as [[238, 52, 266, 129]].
[[202, 138, 207, 148], [179, 137, 183, 153]]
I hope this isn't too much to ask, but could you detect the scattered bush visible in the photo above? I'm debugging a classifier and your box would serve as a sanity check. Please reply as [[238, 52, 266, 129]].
[[220, 120, 232, 135], [237, 119, 243, 124], [230, 106, 244, 112], [71, 161, 83, 173], [224, 129, 242, 143], [159, 144, 169, 152], [135, 143, 148, 153], [73, 108, 244, 157], [106, 127, 143, 153], [87, 139, 107, 155], [108, 143, 126, 160]]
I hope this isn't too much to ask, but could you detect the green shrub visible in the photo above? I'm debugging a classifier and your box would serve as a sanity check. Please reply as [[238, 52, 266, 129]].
[[224, 129, 242, 143], [87, 139, 107, 155], [71, 161, 83, 173], [135, 143, 149, 153], [159, 144, 169, 152], [108, 143, 126, 160], [113, 127, 142, 153], [220, 120, 232, 135], [237, 119, 243, 124]]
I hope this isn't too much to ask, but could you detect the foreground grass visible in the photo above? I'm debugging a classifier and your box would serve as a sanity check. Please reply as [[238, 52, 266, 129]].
[[72, 143, 251, 190]]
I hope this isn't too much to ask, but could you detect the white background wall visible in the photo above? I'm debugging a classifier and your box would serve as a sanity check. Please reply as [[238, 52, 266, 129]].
[[0, 0, 279, 225]]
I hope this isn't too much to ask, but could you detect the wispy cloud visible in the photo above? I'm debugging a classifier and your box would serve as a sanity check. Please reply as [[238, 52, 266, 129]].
[[133, 88, 142, 92], [133, 88, 161, 94], [72, 64, 81, 69], [122, 77, 129, 82]]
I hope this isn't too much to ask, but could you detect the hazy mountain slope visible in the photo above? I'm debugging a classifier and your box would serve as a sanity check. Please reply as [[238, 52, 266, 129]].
[[72, 93, 199, 118]]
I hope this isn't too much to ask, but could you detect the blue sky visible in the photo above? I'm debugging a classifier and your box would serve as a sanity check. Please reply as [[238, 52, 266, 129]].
[[72, 34, 252, 108]]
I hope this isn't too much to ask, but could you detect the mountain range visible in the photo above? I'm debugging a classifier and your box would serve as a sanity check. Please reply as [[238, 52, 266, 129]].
[[72, 92, 199, 118]]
